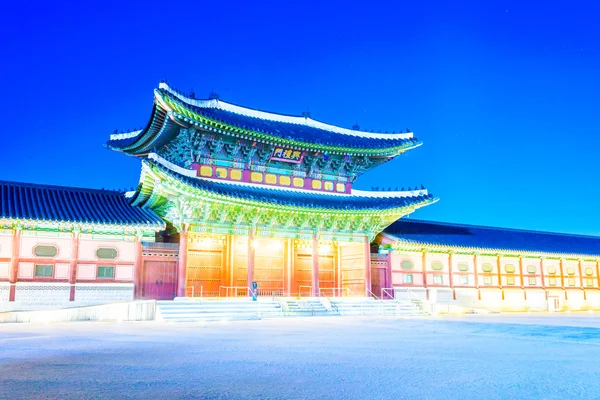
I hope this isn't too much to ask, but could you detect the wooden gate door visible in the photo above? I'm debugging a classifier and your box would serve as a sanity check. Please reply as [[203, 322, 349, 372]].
[[141, 260, 178, 300]]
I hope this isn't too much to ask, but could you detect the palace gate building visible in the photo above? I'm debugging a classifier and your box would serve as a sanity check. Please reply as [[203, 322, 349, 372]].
[[1, 82, 599, 312]]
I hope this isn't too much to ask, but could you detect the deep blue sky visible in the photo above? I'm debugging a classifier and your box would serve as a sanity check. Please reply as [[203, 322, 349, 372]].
[[1, 1, 599, 235]]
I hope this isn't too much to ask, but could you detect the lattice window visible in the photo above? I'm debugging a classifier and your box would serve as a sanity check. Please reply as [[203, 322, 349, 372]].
[[505, 264, 516, 273], [401, 261, 413, 270], [35, 264, 54, 277], [433, 275, 443, 284], [98, 266, 115, 279], [527, 265, 537, 274], [33, 245, 58, 258], [457, 263, 469, 272], [431, 262, 443, 271], [403, 274, 413, 284], [482, 263, 493, 273]]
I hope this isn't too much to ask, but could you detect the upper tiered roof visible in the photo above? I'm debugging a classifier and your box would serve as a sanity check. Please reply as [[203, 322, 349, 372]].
[[0, 180, 164, 230], [381, 219, 600, 258], [107, 82, 421, 157]]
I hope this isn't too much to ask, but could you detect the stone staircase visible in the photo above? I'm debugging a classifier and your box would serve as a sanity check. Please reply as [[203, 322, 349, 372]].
[[329, 297, 427, 316], [284, 298, 334, 316], [156, 297, 428, 322], [156, 299, 283, 322]]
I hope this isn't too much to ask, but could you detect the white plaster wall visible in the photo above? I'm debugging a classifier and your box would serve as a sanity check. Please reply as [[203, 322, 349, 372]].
[[566, 290, 585, 311], [55, 263, 70, 279], [73, 283, 134, 306], [503, 289, 527, 311], [78, 239, 136, 263], [394, 287, 427, 302], [18, 262, 34, 279], [453, 288, 479, 308], [0, 235, 13, 258], [584, 291, 600, 310], [115, 265, 134, 280], [430, 288, 453, 304], [479, 289, 503, 311], [526, 289, 548, 311], [0, 262, 9, 278], [77, 264, 97, 280], [391, 252, 424, 286], [19, 235, 72, 259]]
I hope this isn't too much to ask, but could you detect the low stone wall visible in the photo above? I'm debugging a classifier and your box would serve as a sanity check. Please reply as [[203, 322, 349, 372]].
[[0, 300, 156, 323]]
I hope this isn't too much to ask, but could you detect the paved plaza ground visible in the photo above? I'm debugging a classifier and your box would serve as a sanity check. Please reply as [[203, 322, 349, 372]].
[[1, 314, 600, 399]]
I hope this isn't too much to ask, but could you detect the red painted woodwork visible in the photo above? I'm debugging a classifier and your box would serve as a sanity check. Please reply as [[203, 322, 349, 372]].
[[9, 228, 20, 302], [312, 233, 319, 296], [364, 237, 371, 296], [69, 232, 79, 301], [177, 229, 188, 297], [141, 260, 178, 300]]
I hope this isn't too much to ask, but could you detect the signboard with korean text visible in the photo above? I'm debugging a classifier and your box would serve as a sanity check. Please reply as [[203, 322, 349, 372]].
[[271, 147, 304, 164]]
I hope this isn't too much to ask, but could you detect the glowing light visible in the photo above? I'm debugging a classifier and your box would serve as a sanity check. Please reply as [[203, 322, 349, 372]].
[[251, 240, 261, 249], [319, 244, 332, 253]]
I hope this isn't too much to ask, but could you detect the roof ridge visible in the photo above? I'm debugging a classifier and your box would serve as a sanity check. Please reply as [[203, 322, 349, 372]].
[[0, 180, 126, 196], [158, 82, 414, 140], [399, 219, 600, 240]]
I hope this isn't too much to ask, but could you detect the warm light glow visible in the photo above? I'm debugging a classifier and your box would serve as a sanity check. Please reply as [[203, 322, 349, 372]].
[[251, 239, 261, 249], [269, 241, 283, 250], [319, 244, 332, 253]]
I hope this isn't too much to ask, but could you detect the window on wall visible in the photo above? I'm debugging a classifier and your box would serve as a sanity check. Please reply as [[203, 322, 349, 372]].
[[547, 266, 557, 275], [215, 168, 228, 179], [528, 277, 537, 285], [433, 275, 443, 284], [403, 274, 413, 284], [586, 279, 595, 287], [585, 268, 594, 276], [482, 263, 493, 273], [251, 172, 263, 183], [457, 263, 469, 272], [505, 264, 516, 273], [483, 276, 493, 285], [279, 176, 291, 186], [311, 180, 322, 190], [293, 178, 304, 187], [230, 169, 242, 180], [568, 278, 576, 286], [506, 276, 516, 285], [431, 262, 443, 271], [548, 278, 557, 286], [265, 174, 277, 184], [401, 261, 414, 270], [336, 183, 345, 192], [35, 264, 54, 277], [96, 247, 118, 260], [33, 245, 58, 258], [459, 275, 469, 285], [200, 166, 212, 177], [97, 266, 114, 279], [324, 181, 334, 191], [527, 265, 537, 274]]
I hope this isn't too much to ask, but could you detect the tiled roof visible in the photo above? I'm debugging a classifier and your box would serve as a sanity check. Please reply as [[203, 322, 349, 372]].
[[0, 180, 164, 227], [139, 161, 435, 212], [382, 219, 600, 257], [106, 83, 419, 154]]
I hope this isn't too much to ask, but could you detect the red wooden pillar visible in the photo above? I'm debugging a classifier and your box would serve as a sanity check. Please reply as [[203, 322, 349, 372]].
[[559, 258, 567, 300], [519, 256, 526, 300], [422, 251, 429, 300], [311, 232, 319, 297], [133, 234, 143, 299], [497, 255, 504, 300], [596, 260, 600, 289], [247, 227, 255, 295], [8, 227, 21, 302], [578, 259, 586, 300], [364, 236, 371, 297], [69, 230, 80, 301], [448, 252, 455, 300], [473, 254, 480, 300], [386, 251, 393, 297], [177, 226, 188, 297], [540, 257, 546, 292]]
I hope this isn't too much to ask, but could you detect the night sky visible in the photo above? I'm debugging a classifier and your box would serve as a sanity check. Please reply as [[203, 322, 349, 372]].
[[1, 1, 598, 235]]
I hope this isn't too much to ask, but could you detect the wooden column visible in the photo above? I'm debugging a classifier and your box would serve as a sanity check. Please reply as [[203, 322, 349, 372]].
[[578, 259, 585, 300], [473, 254, 480, 300], [229, 235, 236, 287], [540, 257, 546, 291], [386, 251, 393, 297], [448, 252, 455, 300], [364, 236, 371, 297], [559, 258, 567, 300], [519, 256, 526, 300], [247, 227, 255, 295], [596, 260, 600, 290], [177, 226, 188, 297], [286, 238, 292, 296], [69, 230, 81, 301], [497, 255, 504, 300], [223, 235, 231, 291], [422, 251, 429, 300], [337, 243, 343, 296], [312, 232, 319, 297], [8, 227, 21, 302]]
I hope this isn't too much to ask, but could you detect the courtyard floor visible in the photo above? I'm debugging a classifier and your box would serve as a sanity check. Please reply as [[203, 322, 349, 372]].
[[1, 314, 600, 399]]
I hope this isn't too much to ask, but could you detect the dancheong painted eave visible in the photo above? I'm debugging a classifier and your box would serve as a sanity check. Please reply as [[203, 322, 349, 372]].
[[0, 180, 165, 231], [380, 219, 600, 259], [132, 157, 437, 214], [106, 82, 421, 157]]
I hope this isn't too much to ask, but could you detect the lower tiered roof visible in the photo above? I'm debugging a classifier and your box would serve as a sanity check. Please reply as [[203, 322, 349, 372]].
[[0, 180, 164, 230], [382, 219, 600, 258]]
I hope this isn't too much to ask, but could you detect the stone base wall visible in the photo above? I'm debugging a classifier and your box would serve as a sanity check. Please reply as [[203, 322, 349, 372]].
[[0, 282, 134, 312]]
